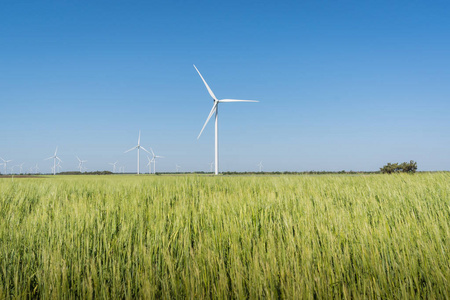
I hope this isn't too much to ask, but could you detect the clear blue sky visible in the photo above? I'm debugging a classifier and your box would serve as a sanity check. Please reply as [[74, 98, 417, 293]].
[[1, 1, 449, 173]]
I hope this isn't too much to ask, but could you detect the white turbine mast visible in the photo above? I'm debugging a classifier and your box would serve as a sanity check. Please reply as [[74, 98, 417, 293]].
[[124, 130, 150, 174], [0, 157, 13, 175], [150, 148, 164, 174], [109, 161, 118, 173], [45, 147, 62, 175], [257, 161, 263, 172], [146, 156, 152, 174], [194, 65, 258, 175], [76, 156, 87, 173]]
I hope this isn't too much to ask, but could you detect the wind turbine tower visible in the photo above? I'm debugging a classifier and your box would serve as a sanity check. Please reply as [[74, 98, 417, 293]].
[[76, 156, 87, 172], [109, 161, 118, 173], [194, 65, 258, 175], [1, 157, 13, 175], [257, 161, 263, 172], [150, 148, 164, 174], [45, 147, 62, 175], [124, 131, 150, 174]]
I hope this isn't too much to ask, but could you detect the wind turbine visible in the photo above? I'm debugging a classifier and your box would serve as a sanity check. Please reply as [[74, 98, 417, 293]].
[[34, 163, 39, 174], [45, 147, 62, 175], [146, 156, 152, 174], [124, 131, 150, 174], [150, 148, 164, 174], [18, 162, 24, 174], [257, 161, 263, 172], [109, 161, 118, 173], [56, 161, 63, 173], [0, 157, 12, 175], [76, 156, 87, 173], [175, 164, 181, 173], [194, 65, 258, 175], [209, 162, 214, 173]]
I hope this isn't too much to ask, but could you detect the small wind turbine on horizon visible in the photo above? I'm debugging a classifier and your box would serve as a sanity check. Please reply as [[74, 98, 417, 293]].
[[45, 147, 62, 175], [76, 156, 87, 173], [194, 65, 258, 175], [18, 162, 24, 174], [109, 161, 118, 173], [175, 164, 181, 173], [257, 161, 263, 172], [209, 162, 214, 173], [150, 148, 164, 174], [124, 131, 151, 174], [0, 157, 12, 175]]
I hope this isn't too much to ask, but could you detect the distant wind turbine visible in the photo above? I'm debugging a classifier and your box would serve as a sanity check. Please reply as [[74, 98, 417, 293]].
[[76, 156, 87, 172], [146, 156, 152, 174], [150, 148, 164, 174], [175, 164, 181, 172], [257, 161, 263, 172], [124, 131, 150, 174], [209, 162, 214, 173], [1, 157, 13, 175], [194, 65, 258, 175], [109, 161, 118, 173], [18, 162, 24, 174], [45, 147, 62, 175]]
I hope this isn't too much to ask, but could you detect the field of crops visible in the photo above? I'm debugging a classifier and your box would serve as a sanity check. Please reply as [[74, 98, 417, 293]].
[[0, 173, 449, 298]]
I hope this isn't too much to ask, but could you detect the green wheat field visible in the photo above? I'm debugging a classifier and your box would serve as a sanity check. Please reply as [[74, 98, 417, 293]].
[[0, 173, 449, 298]]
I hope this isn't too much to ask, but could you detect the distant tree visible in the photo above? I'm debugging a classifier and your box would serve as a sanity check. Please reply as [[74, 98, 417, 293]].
[[380, 163, 400, 174], [399, 160, 418, 173], [380, 161, 417, 174]]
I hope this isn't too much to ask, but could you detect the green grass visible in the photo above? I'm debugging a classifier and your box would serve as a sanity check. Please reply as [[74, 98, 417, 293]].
[[0, 173, 449, 298]]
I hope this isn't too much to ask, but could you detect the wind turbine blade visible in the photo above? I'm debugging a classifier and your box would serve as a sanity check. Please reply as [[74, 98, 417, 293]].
[[138, 130, 141, 145], [57, 157, 62, 162], [193, 65, 217, 100], [124, 146, 137, 153], [156, 156, 164, 158], [219, 99, 259, 103], [44, 156, 53, 160], [150, 148, 155, 157], [197, 102, 217, 140], [54, 147, 58, 156], [76, 156, 81, 162], [141, 146, 151, 154]]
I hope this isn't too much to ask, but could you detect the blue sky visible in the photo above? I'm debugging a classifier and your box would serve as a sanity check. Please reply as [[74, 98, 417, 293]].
[[1, 1, 449, 173]]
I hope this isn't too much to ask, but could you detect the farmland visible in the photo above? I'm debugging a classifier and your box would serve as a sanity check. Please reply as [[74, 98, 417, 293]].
[[0, 173, 449, 298]]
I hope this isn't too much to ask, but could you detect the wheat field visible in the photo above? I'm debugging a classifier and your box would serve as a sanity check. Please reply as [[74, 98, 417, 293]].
[[0, 173, 449, 298]]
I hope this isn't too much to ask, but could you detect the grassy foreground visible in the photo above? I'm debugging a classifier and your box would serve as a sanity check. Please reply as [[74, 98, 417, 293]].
[[0, 173, 449, 298]]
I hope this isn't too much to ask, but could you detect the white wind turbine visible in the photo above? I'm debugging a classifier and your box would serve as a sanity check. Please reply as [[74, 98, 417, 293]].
[[124, 131, 151, 174], [1, 157, 13, 175], [209, 162, 214, 173], [257, 161, 263, 172], [109, 161, 118, 173], [76, 156, 87, 172], [34, 163, 39, 174], [56, 161, 63, 172], [150, 148, 164, 174], [175, 164, 181, 172], [18, 162, 24, 174], [45, 147, 62, 175], [146, 156, 152, 174], [194, 65, 258, 175]]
